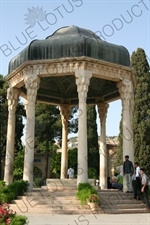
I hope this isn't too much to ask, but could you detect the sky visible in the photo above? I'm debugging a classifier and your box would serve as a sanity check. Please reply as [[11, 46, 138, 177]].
[[0, 0, 150, 138]]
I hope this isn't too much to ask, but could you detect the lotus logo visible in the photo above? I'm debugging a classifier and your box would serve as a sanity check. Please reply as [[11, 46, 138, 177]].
[[0, 1, 83, 57], [24, 7, 47, 28]]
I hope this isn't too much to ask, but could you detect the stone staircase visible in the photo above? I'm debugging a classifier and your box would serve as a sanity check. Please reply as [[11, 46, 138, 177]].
[[9, 179, 103, 215], [98, 189, 150, 214], [9, 180, 150, 214]]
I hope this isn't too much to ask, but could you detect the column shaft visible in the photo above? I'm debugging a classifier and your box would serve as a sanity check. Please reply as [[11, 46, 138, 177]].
[[23, 74, 40, 191], [98, 103, 109, 189], [59, 104, 70, 179], [117, 80, 134, 161], [75, 70, 92, 185], [117, 80, 134, 192], [4, 88, 19, 184]]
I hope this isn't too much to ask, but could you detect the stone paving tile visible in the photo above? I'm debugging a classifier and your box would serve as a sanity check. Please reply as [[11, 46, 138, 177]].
[[23, 213, 150, 225]]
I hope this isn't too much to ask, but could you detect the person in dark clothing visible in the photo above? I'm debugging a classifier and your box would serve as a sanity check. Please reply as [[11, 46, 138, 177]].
[[133, 162, 141, 200], [123, 155, 134, 193], [107, 177, 112, 189]]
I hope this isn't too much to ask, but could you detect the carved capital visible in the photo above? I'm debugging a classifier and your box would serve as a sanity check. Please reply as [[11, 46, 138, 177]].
[[23, 68, 40, 104], [97, 102, 109, 124], [59, 104, 71, 129], [75, 70, 92, 102], [7, 87, 20, 113], [117, 79, 133, 110]]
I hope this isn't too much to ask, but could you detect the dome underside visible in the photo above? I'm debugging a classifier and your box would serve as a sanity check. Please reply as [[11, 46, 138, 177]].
[[20, 75, 119, 104]]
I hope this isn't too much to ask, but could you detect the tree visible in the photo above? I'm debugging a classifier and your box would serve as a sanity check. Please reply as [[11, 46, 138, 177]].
[[34, 103, 62, 179], [87, 105, 99, 176], [34, 103, 78, 179], [0, 75, 8, 156], [131, 48, 150, 174], [114, 114, 123, 170], [0, 74, 25, 179], [0, 75, 25, 153], [68, 148, 78, 176], [13, 150, 24, 180]]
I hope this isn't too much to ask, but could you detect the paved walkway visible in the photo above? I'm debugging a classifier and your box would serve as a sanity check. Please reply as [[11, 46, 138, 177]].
[[24, 213, 150, 225]]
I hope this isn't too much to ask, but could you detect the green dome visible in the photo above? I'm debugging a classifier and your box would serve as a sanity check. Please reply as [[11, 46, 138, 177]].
[[8, 25, 130, 73]]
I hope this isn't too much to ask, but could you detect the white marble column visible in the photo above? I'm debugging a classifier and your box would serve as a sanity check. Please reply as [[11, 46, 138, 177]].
[[4, 87, 20, 184], [117, 80, 134, 192], [23, 73, 40, 191], [75, 70, 92, 185], [129, 87, 134, 164], [97, 102, 109, 189], [59, 104, 70, 179]]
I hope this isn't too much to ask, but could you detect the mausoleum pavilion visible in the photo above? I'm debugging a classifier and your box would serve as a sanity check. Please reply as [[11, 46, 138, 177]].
[[4, 25, 135, 191]]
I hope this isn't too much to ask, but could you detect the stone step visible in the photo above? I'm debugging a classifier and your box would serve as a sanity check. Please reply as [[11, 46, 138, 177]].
[[13, 198, 81, 205], [102, 203, 145, 209], [46, 179, 95, 187], [10, 208, 102, 215], [17, 195, 78, 201], [100, 199, 142, 205], [9, 204, 103, 214], [9, 203, 89, 210], [98, 191, 133, 195], [23, 191, 77, 196], [41, 186, 77, 191], [99, 195, 138, 201], [103, 208, 150, 214]]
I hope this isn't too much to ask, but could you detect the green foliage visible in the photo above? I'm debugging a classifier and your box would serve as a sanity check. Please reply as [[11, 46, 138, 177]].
[[0, 203, 27, 225], [68, 148, 77, 174], [131, 48, 150, 175], [87, 106, 99, 176], [35, 103, 62, 179], [0, 75, 25, 157], [88, 167, 97, 178], [50, 144, 61, 178], [0, 180, 6, 188], [114, 114, 123, 171], [0, 180, 29, 204], [33, 178, 44, 187], [13, 150, 24, 180], [10, 215, 27, 225], [76, 182, 97, 205]]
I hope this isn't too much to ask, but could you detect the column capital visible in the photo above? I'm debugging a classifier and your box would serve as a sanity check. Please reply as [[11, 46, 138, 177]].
[[59, 104, 71, 129], [23, 73, 40, 105], [117, 79, 133, 110], [7, 87, 20, 113], [75, 70, 92, 102], [97, 102, 109, 124]]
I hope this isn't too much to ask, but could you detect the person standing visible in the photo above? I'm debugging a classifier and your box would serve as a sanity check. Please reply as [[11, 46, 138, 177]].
[[133, 162, 141, 200], [123, 155, 134, 193], [67, 166, 74, 179], [139, 168, 150, 210]]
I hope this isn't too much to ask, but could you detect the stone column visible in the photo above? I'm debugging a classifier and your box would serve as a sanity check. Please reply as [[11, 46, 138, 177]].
[[23, 73, 40, 191], [97, 102, 109, 189], [117, 80, 134, 192], [59, 104, 70, 179], [4, 87, 20, 185], [75, 70, 92, 185], [117, 80, 134, 161], [129, 85, 134, 164]]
